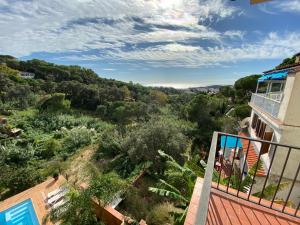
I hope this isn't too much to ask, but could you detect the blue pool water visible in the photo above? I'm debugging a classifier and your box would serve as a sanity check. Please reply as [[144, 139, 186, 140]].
[[0, 199, 40, 225]]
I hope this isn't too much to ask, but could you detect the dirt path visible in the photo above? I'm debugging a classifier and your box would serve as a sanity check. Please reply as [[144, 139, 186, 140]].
[[64, 144, 98, 186]]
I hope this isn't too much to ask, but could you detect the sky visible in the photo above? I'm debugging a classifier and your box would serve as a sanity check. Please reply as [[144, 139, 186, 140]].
[[0, 0, 300, 88]]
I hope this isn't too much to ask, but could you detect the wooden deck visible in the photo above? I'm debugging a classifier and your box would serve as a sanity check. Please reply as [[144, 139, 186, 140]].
[[0, 176, 67, 225], [185, 178, 300, 225]]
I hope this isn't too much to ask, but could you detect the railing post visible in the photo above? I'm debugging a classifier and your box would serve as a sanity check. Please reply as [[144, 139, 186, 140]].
[[195, 132, 218, 225]]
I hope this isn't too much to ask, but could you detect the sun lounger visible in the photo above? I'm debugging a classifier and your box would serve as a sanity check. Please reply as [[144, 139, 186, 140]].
[[47, 189, 68, 206], [52, 199, 65, 209], [110, 192, 123, 208], [47, 188, 63, 199]]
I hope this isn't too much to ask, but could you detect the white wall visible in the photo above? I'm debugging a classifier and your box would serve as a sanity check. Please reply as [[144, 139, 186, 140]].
[[271, 126, 300, 180], [278, 71, 300, 126]]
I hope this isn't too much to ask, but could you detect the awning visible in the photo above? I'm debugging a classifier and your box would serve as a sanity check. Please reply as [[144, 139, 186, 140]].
[[220, 135, 242, 148], [258, 71, 289, 83]]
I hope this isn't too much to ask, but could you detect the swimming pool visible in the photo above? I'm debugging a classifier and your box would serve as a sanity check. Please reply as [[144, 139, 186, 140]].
[[0, 199, 40, 225]]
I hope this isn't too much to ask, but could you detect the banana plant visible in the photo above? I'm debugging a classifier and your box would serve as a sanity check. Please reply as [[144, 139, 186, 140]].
[[148, 150, 204, 225]]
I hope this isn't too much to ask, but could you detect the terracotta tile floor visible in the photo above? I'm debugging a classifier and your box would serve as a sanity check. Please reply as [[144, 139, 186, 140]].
[[185, 178, 300, 225], [0, 176, 67, 225], [207, 188, 300, 225]]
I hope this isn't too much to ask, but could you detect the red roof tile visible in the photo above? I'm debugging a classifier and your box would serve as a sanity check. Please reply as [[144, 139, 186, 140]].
[[239, 132, 266, 177]]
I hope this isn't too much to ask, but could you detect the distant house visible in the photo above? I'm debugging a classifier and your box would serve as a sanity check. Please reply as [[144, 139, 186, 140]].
[[20, 71, 35, 79], [0, 117, 7, 125]]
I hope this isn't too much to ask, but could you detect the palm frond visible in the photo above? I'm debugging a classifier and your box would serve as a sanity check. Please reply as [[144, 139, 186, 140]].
[[148, 187, 188, 203], [158, 179, 181, 195], [253, 182, 290, 199]]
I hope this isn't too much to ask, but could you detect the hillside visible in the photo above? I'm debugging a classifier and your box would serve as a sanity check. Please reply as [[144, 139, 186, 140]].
[[0, 54, 270, 224]]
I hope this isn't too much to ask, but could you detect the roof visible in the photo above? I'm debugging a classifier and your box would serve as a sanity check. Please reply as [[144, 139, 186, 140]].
[[250, 0, 272, 4], [258, 70, 289, 82], [264, 62, 300, 74], [0, 117, 7, 124]]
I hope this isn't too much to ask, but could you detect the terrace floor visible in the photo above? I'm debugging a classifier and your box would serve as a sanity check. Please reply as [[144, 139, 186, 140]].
[[185, 178, 300, 225], [0, 176, 67, 225]]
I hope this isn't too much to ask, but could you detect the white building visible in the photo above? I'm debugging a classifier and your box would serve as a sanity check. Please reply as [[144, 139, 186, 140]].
[[20, 71, 35, 79], [248, 53, 300, 180]]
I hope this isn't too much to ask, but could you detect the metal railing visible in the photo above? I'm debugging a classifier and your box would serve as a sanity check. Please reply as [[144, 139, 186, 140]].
[[196, 132, 300, 224], [250, 93, 281, 118]]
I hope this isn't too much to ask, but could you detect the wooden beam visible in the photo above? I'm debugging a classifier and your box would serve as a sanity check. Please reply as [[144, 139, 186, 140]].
[[250, 0, 272, 4]]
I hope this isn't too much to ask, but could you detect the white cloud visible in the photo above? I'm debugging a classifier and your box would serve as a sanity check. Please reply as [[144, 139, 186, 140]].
[[0, 0, 237, 56], [160, 43, 200, 52], [144, 82, 204, 89], [224, 30, 245, 40], [272, 0, 300, 13], [104, 32, 300, 68], [103, 68, 116, 71], [1, 0, 298, 70]]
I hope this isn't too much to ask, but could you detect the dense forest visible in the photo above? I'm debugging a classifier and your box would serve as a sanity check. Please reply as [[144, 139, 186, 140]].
[[0, 54, 262, 224]]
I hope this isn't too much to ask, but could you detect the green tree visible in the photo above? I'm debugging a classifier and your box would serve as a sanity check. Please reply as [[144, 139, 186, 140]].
[[120, 85, 131, 100], [234, 75, 260, 104], [40, 139, 61, 159], [233, 104, 251, 119], [47, 188, 102, 225], [277, 53, 297, 68], [0, 64, 20, 76], [184, 94, 221, 151], [123, 117, 188, 174], [38, 93, 70, 113], [48, 173, 126, 225], [89, 173, 128, 206], [149, 90, 168, 106], [219, 85, 235, 99], [2, 166, 43, 195]]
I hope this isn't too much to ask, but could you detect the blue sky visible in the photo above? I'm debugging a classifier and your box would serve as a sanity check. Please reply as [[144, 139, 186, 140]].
[[0, 0, 300, 88]]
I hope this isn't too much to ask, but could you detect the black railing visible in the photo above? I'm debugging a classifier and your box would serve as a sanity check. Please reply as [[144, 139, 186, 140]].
[[196, 132, 300, 224]]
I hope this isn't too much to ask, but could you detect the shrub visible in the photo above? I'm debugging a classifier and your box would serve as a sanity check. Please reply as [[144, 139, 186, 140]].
[[123, 117, 188, 173], [146, 203, 175, 225], [58, 126, 96, 153], [38, 93, 70, 113], [121, 187, 149, 221], [0, 142, 35, 165], [40, 139, 61, 159], [99, 132, 122, 157], [234, 104, 251, 119], [2, 166, 43, 195], [52, 170, 59, 180], [96, 105, 107, 117]]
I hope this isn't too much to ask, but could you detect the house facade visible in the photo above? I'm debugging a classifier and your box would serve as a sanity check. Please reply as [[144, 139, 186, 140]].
[[20, 71, 35, 79], [248, 53, 300, 180]]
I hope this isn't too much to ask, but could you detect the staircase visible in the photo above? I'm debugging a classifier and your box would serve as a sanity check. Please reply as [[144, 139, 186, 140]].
[[239, 133, 266, 177]]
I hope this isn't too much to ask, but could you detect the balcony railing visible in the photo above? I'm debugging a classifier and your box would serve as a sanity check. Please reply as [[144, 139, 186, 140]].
[[194, 132, 300, 224], [250, 93, 282, 118]]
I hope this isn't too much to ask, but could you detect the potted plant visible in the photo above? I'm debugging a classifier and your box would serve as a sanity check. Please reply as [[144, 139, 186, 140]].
[[53, 170, 59, 181]]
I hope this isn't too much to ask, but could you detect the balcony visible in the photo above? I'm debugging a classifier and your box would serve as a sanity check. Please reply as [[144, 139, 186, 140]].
[[185, 132, 300, 225], [250, 93, 282, 118]]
